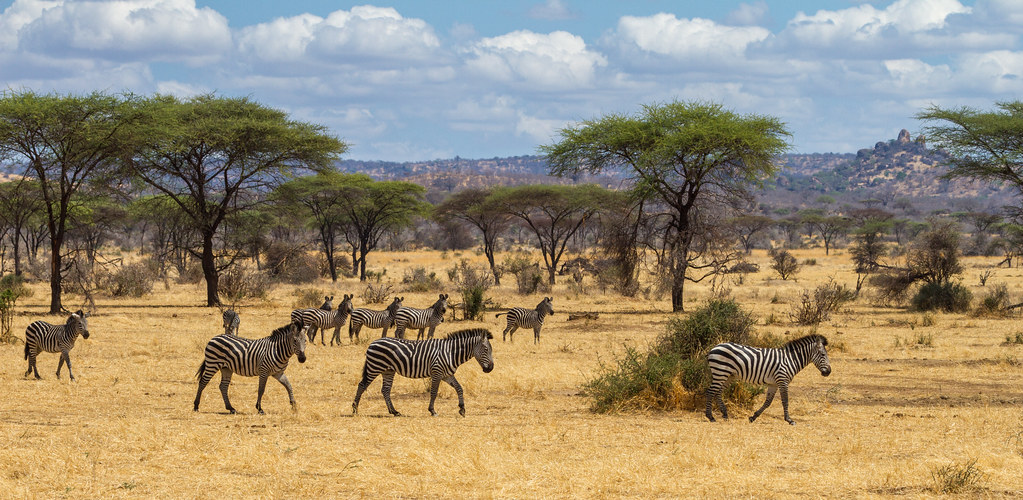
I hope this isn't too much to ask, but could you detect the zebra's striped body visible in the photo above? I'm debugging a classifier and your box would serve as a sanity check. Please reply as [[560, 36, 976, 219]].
[[349, 296, 403, 342], [496, 297, 554, 343], [393, 293, 448, 340], [24, 310, 91, 381], [290, 294, 353, 346], [352, 328, 494, 417], [194, 320, 308, 414], [705, 334, 831, 425], [222, 309, 240, 336]]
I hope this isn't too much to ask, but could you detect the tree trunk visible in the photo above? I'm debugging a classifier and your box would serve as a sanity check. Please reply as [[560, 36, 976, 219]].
[[484, 243, 499, 286], [201, 231, 220, 306], [48, 234, 63, 314], [12, 226, 22, 276]]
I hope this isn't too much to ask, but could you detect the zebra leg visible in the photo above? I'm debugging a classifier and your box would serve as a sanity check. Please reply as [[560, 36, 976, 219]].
[[380, 372, 401, 416], [307, 326, 318, 343], [504, 325, 518, 342], [273, 372, 297, 410], [63, 351, 76, 381], [416, 328, 425, 341], [533, 326, 541, 344], [331, 326, 341, 346], [26, 348, 40, 379], [219, 369, 236, 414], [427, 377, 442, 416], [704, 387, 716, 421], [352, 369, 378, 415], [349, 323, 360, 342], [256, 374, 270, 415], [445, 375, 466, 417], [194, 365, 216, 411], [779, 382, 795, 425], [749, 386, 777, 423]]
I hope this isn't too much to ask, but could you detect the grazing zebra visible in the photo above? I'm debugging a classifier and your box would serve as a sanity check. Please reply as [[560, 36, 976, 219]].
[[705, 334, 832, 425], [222, 309, 240, 336], [193, 319, 308, 415], [352, 328, 495, 417], [290, 294, 353, 346], [393, 293, 448, 340], [24, 310, 91, 381], [349, 296, 404, 342], [496, 296, 554, 343]]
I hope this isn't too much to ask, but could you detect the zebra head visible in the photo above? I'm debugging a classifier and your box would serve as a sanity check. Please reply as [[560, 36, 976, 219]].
[[284, 320, 307, 363], [812, 336, 831, 377], [538, 297, 554, 316], [473, 330, 494, 373], [320, 295, 334, 311], [434, 294, 449, 321], [387, 296, 404, 314], [68, 310, 89, 339], [339, 294, 354, 315]]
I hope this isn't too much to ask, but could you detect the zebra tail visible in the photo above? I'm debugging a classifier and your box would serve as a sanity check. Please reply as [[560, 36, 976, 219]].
[[195, 360, 206, 379], [495, 312, 507, 318], [23, 341, 28, 360]]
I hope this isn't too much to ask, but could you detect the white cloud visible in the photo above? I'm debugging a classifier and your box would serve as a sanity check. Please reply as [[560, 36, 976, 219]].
[[466, 30, 607, 89], [237, 5, 443, 70], [612, 13, 770, 62], [726, 1, 770, 26], [528, 0, 575, 21], [14, 0, 231, 65], [515, 113, 565, 143]]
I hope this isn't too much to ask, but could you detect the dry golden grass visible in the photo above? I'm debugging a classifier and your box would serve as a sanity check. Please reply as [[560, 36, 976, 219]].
[[2, 248, 1023, 498]]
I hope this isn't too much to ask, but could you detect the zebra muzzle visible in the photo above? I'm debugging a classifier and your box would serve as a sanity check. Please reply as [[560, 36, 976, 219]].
[[820, 366, 831, 376], [297, 353, 307, 363]]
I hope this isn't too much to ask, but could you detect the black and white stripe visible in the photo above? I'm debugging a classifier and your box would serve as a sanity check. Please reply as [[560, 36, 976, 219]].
[[351, 328, 495, 417], [349, 296, 404, 342], [24, 310, 91, 381], [222, 309, 240, 336], [290, 294, 353, 346], [496, 297, 554, 343], [705, 334, 832, 425], [193, 319, 308, 415], [393, 293, 448, 340]]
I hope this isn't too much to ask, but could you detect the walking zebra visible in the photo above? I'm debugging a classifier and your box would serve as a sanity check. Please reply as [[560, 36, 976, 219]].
[[193, 319, 308, 415], [705, 334, 832, 425], [24, 310, 91, 381], [496, 297, 554, 343], [349, 296, 404, 342], [290, 294, 353, 346], [222, 309, 240, 336], [352, 328, 495, 417], [393, 293, 448, 340]]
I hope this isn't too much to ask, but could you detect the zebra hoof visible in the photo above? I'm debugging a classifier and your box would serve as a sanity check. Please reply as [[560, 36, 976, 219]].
[[459, 408, 466, 417], [430, 410, 437, 417], [227, 408, 237, 414], [390, 411, 402, 417], [787, 420, 796, 425], [749, 416, 757, 423]]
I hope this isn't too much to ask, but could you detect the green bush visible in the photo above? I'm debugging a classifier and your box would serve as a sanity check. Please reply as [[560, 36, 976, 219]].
[[401, 267, 443, 293], [911, 281, 972, 313], [448, 259, 494, 321], [974, 283, 1011, 317], [584, 298, 762, 413]]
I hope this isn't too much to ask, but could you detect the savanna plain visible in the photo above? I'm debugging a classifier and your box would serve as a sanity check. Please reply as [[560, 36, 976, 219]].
[[2, 249, 1023, 499]]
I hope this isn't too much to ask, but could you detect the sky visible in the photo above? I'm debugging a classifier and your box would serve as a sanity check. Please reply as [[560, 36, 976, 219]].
[[1, 0, 1022, 162]]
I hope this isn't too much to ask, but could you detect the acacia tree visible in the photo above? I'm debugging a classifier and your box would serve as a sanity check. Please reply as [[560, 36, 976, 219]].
[[433, 187, 510, 285], [727, 214, 773, 254], [273, 171, 350, 282], [0, 178, 43, 276], [918, 101, 1023, 220], [490, 184, 610, 285], [803, 214, 851, 255], [331, 174, 428, 281], [128, 94, 347, 306], [543, 100, 789, 311], [0, 91, 134, 313]]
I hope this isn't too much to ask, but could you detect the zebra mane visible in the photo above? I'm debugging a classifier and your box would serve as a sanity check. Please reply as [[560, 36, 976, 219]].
[[269, 321, 300, 338], [442, 328, 494, 341], [783, 334, 828, 351]]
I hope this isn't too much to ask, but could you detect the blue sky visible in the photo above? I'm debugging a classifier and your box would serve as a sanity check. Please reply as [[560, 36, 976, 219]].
[[1, 0, 1021, 161]]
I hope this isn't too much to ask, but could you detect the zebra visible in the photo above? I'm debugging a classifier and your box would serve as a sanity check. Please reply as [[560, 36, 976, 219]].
[[24, 310, 91, 381], [392, 293, 448, 340], [496, 296, 554, 343], [349, 296, 404, 342], [290, 294, 353, 346], [351, 328, 495, 417], [193, 319, 308, 415], [222, 309, 240, 336], [705, 334, 832, 425]]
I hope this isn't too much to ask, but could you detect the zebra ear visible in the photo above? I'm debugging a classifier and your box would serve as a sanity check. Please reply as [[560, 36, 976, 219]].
[[486, 332, 494, 340], [820, 337, 828, 346]]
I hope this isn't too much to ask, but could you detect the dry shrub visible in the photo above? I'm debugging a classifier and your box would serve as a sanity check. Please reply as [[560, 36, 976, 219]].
[[292, 287, 326, 309], [363, 282, 395, 305], [790, 279, 854, 326], [448, 259, 494, 321], [0, 274, 31, 344], [219, 266, 273, 303], [585, 299, 765, 413], [105, 260, 158, 297], [973, 283, 1012, 317], [769, 248, 800, 280], [176, 263, 204, 284], [266, 242, 319, 284], [402, 267, 443, 293], [930, 459, 984, 494]]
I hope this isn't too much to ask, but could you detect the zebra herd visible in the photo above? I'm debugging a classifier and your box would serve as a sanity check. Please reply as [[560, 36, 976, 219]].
[[21, 294, 834, 424]]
